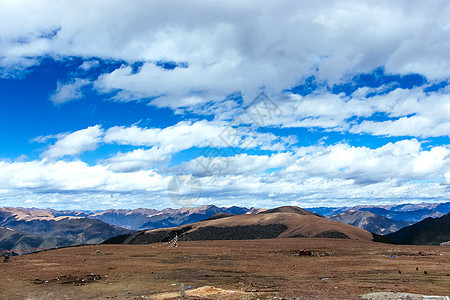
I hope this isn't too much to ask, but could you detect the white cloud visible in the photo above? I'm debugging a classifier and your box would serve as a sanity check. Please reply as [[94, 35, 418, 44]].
[[2, 1, 450, 104], [284, 140, 450, 184], [42, 125, 103, 158], [174, 139, 450, 187], [103, 120, 290, 152], [106, 147, 171, 172], [103, 120, 231, 152], [2, 1, 450, 209], [219, 87, 450, 138], [444, 171, 450, 185], [78, 60, 99, 70], [0, 159, 169, 195], [50, 78, 90, 104], [348, 87, 450, 137], [0, 138, 449, 209], [179, 152, 295, 177]]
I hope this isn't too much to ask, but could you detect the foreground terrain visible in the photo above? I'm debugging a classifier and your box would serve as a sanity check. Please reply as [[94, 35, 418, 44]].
[[0, 238, 449, 299]]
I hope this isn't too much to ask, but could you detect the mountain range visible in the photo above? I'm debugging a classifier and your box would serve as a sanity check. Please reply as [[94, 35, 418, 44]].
[[327, 210, 412, 234], [307, 202, 449, 223], [1, 201, 450, 251], [0, 207, 131, 252], [89, 205, 251, 230]]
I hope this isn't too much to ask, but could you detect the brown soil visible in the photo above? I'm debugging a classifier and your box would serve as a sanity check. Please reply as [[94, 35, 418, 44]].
[[0, 238, 449, 299]]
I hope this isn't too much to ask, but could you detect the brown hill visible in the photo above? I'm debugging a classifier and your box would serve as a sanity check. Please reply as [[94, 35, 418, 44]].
[[260, 206, 321, 216], [104, 206, 374, 245], [203, 212, 236, 221]]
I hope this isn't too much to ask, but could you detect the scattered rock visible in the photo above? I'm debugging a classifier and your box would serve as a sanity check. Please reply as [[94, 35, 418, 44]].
[[32, 274, 102, 286], [361, 292, 449, 299]]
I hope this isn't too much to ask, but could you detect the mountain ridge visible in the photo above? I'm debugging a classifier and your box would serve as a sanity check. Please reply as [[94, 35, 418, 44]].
[[386, 213, 450, 245]]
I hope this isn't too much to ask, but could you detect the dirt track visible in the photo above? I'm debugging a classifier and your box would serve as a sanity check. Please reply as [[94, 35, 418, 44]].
[[0, 238, 449, 299]]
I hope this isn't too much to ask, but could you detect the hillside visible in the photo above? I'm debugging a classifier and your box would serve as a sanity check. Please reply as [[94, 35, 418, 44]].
[[0, 226, 71, 253], [327, 210, 411, 234], [104, 206, 375, 245], [386, 213, 450, 245]]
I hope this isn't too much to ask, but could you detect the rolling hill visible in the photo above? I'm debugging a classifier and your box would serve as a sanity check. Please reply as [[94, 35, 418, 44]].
[[104, 206, 375, 245], [386, 213, 450, 245]]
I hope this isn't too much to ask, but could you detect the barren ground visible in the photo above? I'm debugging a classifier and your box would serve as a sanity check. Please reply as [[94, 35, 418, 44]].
[[0, 238, 449, 299]]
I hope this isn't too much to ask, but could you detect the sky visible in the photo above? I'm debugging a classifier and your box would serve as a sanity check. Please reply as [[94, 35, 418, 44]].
[[0, 0, 449, 210]]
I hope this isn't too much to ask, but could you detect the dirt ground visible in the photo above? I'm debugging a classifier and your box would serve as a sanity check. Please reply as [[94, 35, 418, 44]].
[[0, 238, 449, 299]]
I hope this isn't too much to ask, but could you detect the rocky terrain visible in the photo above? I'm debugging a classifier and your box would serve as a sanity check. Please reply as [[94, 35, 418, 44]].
[[327, 210, 412, 234]]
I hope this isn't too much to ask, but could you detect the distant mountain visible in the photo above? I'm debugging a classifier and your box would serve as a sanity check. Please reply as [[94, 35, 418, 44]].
[[435, 202, 450, 214], [89, 205, 251, 230], [0, 207, 131, 247], [386, 213, 450, 245], [353, 207, 443, 223], [327, 210, 412, 234], [306, 202, 450, 221], [3, 202, 449, 250], [104, 206, 376, 245], [89, 208, 159, 230], [260, 206, 321, 216], [304, 207, 349, 216], [0, 226, 71, 253]]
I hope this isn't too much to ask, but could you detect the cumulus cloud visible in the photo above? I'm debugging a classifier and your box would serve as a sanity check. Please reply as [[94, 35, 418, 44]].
[[2, 1, 450, 104], [284, 140, 450, 184], [103, 120, 226, 150], [42, 125, 103, 158], [175, 139, 450, 186], [106, 147, 172, 172], [0, 145, 448, 210], [0, 159, 169, 198], [103, 120, 293, 152], [50, 78, 90, 104], [2, 1, 450, 209], [224, 87, 450, 138], [179, 152, 296, 177], [444, 171, 450, 185]]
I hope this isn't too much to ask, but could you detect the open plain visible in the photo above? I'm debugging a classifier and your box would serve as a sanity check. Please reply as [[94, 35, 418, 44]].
[[0, 238, 449, 299]]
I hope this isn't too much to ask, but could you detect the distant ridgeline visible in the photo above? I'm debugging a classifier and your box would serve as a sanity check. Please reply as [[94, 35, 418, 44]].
[[1, 202, 449, 252]]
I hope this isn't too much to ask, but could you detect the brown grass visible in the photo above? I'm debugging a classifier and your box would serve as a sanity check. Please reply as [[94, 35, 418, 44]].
[[0, 238, 449, 299]]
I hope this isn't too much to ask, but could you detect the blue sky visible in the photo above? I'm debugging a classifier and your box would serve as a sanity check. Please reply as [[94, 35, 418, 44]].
[[0, 0, 449, 210]]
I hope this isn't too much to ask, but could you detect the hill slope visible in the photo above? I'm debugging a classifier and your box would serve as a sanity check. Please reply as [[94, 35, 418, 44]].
[[104, 206, 375, 245], [328, 210, 411, 234], [386, 213, 450, 245], [0, 226, 71, 253]]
